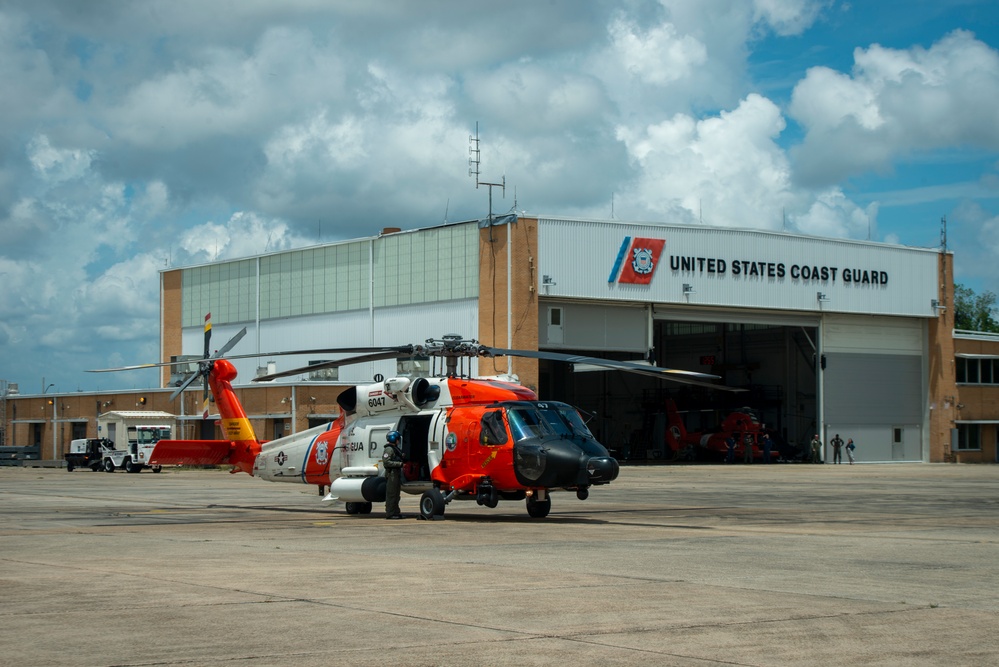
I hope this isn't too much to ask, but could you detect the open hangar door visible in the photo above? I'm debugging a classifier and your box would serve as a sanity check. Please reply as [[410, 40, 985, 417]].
[[537, 302, 819, 463], [649, 310, 819, 462]]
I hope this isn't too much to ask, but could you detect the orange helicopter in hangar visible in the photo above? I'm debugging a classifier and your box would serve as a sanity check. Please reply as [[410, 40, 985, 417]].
[[91, 321, 729, 520]]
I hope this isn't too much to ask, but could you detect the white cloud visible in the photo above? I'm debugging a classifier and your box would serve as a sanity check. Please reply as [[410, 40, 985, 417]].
[[790, 30, 999, 185], [26, 135, 94, 182], [607, 16, 707, 86], [794, 189, 877, 239], [615, 94, 794, 228], [177, 211, 309, 264], [751, 0, 829, 37]]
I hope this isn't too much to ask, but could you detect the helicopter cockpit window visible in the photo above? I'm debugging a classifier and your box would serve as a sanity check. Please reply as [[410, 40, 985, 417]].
[[480, 410, 508, 446], [506, 407, 552, 442], [535, 403, 594, 438]]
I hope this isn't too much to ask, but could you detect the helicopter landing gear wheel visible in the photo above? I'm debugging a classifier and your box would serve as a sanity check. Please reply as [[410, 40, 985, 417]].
[[576, 486, 589, 501], [476, 485, 498, 508], [526, 495, 551, 518], [420, 489, 445, 520], [345, 502, 373, 515]]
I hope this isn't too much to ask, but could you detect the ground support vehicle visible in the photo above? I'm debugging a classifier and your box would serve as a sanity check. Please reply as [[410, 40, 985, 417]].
[[97, 411, 175, 473], [65, 438, 107, 472]]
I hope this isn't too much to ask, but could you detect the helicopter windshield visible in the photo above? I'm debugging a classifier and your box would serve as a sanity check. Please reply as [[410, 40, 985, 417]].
[[536, 402, 593, 438], [506, 406, 552, 442], [506, 402, 594, 442]]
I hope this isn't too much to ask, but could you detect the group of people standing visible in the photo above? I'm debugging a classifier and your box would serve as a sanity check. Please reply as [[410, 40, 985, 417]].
[[810, 433, 856, 464], [724, 432, 774, 464]]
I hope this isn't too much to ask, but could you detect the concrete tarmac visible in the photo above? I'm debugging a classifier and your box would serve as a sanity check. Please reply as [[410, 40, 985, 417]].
[[1, 463, 997, 666]]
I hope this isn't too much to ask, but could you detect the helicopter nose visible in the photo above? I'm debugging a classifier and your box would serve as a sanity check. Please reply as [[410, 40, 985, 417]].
[[514, 439, 619, 488], [586, 456, 619, 484]]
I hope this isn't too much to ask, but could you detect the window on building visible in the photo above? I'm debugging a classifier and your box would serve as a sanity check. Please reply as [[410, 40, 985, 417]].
[[397, 356, 430, 377], [307, 360, 338, 381], [956, 357, 999, 385], [956, 424, 981, 451]]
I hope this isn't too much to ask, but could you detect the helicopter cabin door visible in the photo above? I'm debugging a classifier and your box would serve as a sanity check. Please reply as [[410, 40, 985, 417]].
[[397, 415, 432, 481], [427, 411, 448, 478]]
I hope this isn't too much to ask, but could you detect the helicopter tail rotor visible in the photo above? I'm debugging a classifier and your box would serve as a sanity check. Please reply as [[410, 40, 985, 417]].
[[167, 314, 248, 410]]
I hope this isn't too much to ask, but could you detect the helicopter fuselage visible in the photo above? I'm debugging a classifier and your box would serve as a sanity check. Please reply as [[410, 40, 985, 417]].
[[247, 374, 619, 514]]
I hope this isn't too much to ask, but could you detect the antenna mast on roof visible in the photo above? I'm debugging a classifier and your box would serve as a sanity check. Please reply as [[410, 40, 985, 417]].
[[469, 121, 506, 241]]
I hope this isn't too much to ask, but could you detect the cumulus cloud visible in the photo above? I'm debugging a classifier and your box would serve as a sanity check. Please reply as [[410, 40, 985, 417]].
[[790, 29, 999, 185], [614, 94, 794, 227], [608, 15, 707, 86]]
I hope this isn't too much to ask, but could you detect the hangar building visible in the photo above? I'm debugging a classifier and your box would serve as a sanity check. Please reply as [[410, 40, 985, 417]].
[[154, 215, 959, 464]]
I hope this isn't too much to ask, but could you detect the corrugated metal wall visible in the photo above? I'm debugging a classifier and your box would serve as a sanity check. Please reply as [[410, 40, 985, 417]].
[[180, 222, 478, 328]]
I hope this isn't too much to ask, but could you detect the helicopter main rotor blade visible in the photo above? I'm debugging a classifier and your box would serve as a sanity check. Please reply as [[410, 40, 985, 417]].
[[169, 369, 202, 402], [86, 344, 411, 373], [213, 327, 247, 359], [200, 345, 414, 366], [252, 350, 414, 382], [480, 346, 746, 392]]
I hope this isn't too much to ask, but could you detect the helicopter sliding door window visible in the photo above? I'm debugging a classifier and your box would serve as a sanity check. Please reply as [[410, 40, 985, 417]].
[[480, 411, 508, 446]]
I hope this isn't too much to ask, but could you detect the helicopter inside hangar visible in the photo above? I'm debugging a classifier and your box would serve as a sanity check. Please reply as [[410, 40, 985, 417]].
[[535, 301, 819, 462]]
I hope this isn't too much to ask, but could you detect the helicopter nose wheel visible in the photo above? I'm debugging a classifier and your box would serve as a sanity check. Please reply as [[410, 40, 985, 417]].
[[576, 486, 589, 501], [476, 483, 499, 508], [526, 495, 551, 518]]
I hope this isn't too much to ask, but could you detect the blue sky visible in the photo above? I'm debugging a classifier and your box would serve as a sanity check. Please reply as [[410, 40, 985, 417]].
[[1, 0, 998, 395]]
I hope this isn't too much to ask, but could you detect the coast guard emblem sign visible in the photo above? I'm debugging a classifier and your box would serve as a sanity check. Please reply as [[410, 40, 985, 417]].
[[608, 237, 666, 285]]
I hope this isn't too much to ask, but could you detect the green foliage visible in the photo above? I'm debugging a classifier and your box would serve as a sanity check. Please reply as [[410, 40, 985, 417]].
[[954, 284, 999, 332]]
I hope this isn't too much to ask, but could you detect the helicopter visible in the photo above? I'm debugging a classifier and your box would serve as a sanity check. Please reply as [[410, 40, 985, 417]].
[[90, 319, 732, 520], [663, 398, 771, 462]]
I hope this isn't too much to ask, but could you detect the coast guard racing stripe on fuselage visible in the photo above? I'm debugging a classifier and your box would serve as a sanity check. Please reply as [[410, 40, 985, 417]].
[[300, 417, 344, 486]]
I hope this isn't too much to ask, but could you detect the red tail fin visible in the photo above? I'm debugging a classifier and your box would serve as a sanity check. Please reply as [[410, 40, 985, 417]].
[[151, 358, 261, 475], [664, 399, 687, 449]]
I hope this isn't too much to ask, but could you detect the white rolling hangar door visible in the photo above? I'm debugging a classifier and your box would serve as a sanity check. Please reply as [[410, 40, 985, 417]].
[[820, 314, 927, 462]]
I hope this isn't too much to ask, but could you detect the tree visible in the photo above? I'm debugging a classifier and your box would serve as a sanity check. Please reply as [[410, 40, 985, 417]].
[[953, 283, 999, 332]]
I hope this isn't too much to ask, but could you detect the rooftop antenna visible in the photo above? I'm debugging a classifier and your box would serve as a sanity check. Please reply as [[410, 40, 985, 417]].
[[940, 215, 947, 253], [469, 121, 506, 242], [443, 198, 450, 223]]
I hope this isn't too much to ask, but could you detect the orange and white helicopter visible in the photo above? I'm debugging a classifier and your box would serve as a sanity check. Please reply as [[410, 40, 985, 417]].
[[91, 323, 728, 520]]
